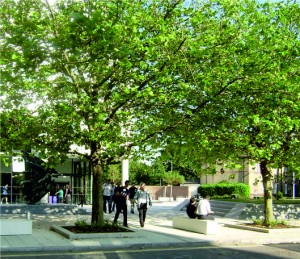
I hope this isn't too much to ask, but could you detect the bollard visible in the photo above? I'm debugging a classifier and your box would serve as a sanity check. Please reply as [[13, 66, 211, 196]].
[[27, 211, 31, 220]]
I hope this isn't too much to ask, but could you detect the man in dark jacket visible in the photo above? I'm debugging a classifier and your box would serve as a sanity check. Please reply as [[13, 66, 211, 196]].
[[186, 197, 197, 219], [128, 183, 137, 213], [113, 180, 129, 227]]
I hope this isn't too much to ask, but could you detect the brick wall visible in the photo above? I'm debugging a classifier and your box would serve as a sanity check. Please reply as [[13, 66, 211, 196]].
[[146, 186, 192, 200]]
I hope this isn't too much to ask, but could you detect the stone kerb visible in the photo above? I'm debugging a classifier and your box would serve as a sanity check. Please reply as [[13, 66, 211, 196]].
[[50, 225, 143, 240]]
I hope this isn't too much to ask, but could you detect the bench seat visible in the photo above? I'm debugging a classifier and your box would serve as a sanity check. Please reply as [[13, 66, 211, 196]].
[[172, 216, 218, 235]]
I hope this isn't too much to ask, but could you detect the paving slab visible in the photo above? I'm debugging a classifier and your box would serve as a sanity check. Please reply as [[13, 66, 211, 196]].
[[1, 201, 300, 254]]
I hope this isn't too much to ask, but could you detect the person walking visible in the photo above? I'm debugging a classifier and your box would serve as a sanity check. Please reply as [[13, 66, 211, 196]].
[[64, 185, 72, 204], [102, 180, 112, 213], [78, 192, 85, 207], [113, 180, 129, 227], [110, 181, 116, 212], [128, 183, 137, 214], [1, 183, 9, 204], [55, 187, 64, 203], [112, 181, 121, 212], [196, 195, 215, 220], [134, 182, 152, 227]]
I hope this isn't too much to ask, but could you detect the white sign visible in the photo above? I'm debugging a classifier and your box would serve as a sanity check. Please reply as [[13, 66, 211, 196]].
[[12, 156, 25, 172]]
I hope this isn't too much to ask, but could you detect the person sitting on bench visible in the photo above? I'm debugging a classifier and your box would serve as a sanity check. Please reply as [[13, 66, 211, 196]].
[[196, 195, 215, 220], [186, 197, 197, 219]]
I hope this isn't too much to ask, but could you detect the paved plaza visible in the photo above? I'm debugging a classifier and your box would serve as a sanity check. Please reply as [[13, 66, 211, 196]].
[[1, 201, 300, 254]]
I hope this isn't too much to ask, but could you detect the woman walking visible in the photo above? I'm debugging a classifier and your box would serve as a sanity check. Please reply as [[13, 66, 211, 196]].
[[134, 182, 152, 227]]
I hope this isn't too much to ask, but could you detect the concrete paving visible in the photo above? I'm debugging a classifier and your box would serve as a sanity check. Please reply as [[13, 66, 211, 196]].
[[1, 201, 300, 254]]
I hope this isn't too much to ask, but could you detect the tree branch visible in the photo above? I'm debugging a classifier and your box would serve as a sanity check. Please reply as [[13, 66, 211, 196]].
[[164, 1, 182, 20]]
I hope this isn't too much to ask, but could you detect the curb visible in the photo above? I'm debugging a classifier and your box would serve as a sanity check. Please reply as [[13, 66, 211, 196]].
[[50, 225, 143, 240], [2, 238, 300, 254]]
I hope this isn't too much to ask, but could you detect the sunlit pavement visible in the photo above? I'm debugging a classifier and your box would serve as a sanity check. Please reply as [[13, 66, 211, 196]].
[[1, 201, 300, 254]]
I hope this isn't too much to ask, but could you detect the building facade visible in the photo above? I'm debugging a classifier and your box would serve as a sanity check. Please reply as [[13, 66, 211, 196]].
[[1, 154, 299, 204], [199, 161, 299, 198], [0, 154, 92, 205]]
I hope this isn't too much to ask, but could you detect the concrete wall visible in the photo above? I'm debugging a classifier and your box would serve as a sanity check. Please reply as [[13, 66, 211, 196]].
[[238, 204, 300, 220]]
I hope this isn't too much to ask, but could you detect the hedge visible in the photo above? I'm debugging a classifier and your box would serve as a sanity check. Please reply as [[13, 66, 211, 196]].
[[198, 183, 250, 198]]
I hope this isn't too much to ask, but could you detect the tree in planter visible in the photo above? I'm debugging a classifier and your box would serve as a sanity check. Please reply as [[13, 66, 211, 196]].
[[163, 2, 300, 224], [162, 171, 185, 200], [0, 0, 215, 226]]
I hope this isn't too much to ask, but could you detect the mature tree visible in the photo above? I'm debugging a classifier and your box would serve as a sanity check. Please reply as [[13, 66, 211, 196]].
[[0, 0, 197, 226], [163, 1, 300, 224], [216, 1, 299, 224]]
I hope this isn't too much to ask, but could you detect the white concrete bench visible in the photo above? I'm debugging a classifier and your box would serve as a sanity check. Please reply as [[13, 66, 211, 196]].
[[172, 216, 218, 235], [0, 219, 32, 235]]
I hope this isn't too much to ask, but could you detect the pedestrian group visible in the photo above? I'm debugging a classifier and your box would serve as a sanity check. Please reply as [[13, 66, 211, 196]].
[[105, 180, 152, 228]]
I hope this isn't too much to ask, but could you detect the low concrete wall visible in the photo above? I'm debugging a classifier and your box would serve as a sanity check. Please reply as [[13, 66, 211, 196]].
[[0, 219, 32, 235], [0, 204, 77, 215], [237, 204, 300, 220]]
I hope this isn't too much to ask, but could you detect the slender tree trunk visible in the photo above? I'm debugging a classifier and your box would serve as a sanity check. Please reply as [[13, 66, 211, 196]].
[[91, 163, 104, 226], [260, 160, 274, 224]]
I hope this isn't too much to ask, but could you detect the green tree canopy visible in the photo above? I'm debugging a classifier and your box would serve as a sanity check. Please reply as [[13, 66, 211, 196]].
[[1, 0, 299, 226], [162, 171, 185, 186], [0, 0, 199, 225], [129, 159, 166, 185], [160, 0, 300, 223]]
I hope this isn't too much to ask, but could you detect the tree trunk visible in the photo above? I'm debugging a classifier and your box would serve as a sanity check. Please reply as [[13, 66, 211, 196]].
[[91, 163, 104, 226], [260, 160, 274, 224]]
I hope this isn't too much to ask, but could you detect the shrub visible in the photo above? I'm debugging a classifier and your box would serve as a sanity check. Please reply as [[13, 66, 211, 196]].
[[198, 182, 250, 198], [75, 219, 88, 228], [253, 219, 288, 227], [275, 191, 284, 200]]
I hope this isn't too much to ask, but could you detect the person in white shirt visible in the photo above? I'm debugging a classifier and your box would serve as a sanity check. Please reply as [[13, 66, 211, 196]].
[[103, 180, 112, 213], [196, 195, 215, 220], [134, 182, 152, 227]]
